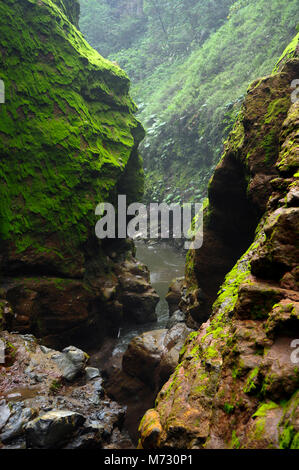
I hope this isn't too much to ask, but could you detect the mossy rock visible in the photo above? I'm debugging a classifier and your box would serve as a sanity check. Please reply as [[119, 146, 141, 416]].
[[0, 0, 144, 277]]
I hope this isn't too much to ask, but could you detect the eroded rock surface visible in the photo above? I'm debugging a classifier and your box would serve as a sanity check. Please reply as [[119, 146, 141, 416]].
[[139, 36, 299, 450], [0, 0, 159, 349]]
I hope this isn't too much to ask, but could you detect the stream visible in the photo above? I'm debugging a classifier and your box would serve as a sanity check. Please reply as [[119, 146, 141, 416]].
[[90, 241, 186, 372], [112, 241, 186, 356]]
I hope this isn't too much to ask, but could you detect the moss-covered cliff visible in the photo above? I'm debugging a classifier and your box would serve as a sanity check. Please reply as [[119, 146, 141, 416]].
[[139, 34, 299, 449], [0, 0, 159, 347]]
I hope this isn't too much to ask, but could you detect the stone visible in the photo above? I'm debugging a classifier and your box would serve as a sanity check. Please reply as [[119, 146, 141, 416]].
[[40, 345, 53, 354], [0, 401, 11, 432], [158, 323, 193, 386], [0, 403, 36, 443], [52, 346, 87, 381], [123, 330, 167, 388], [138, 409, 162, 449], [122, 324, 192, 391], [139, 39, 299, 449], [166, 310, 186, 329], [25, 410, 85, 449], [0, 0, 146, 351], [166, 278, 185, 315], [0, 331, 132, 449], [85, 367, 100, 381]]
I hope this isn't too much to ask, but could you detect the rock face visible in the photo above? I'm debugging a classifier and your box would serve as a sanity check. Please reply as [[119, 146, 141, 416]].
[[25, 410, 85, 449], [0, 0, 158, 348], [0, 331, 132, 449], [105, 324, 191, 443], [139, 35, 299, 449], [122, 324, 192, 392], [52, 346, 88, 382]]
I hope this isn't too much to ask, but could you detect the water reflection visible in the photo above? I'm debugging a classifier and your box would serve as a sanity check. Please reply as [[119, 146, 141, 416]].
[[112, 241, 186, 355]]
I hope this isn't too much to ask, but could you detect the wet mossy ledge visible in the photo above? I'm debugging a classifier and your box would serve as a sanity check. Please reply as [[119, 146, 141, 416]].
[[0, 0, 160, 348]]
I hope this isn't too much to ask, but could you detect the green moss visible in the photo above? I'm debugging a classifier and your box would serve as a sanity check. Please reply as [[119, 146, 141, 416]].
[[254, 418, 266, 440], [49, 379, 62, 394], [290, 433, 299, 449], [230, 430, 241, 449], [264, 98, 290, 124], [262, 129, 278, 164], [224, 403, 235, 414], [273, 33, 299, 72], [253, 401, 279, 418], [0, 0, 144, 270], [279, 426, 296, 449], [212, 245, 252, 318], [243, 367, 259, 394]]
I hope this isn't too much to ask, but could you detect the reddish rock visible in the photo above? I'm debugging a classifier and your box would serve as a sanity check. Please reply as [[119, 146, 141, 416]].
[[139, 42, 299, 450]]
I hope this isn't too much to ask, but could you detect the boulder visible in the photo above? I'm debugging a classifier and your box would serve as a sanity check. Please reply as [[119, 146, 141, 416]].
[[25, 410, 85, 449], [166, 310, 185, 329], [139, 40, 299, 449], [117, 261, 159, 324], [123, 330, 167, 388], [52, 346, 88, 382], [0, 403, 36, 443], [85, 367, 100, 381], [0, 0, 147, 350], [123, 324, 192, 390], [166, 278, 185, 315]]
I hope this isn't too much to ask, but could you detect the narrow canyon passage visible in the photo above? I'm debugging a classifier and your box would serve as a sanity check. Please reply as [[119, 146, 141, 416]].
[[88, 242, 186, 443], [114, 242, 186, 355]]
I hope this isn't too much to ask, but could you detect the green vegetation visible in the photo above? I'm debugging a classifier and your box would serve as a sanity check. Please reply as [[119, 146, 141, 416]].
[[0, 0, 144, 274], [80, 0, 298, 203]]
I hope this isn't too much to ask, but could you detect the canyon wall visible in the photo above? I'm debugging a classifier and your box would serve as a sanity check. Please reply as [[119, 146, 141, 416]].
[[0, 0, 158, 349], [139, 34, 299, 449]]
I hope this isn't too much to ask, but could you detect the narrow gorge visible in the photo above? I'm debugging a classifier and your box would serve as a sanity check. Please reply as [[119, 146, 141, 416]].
[[0, 0, 298, 453]]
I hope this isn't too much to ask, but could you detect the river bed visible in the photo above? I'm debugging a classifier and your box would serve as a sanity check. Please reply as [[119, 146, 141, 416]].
[[111, 241, 186, 355]]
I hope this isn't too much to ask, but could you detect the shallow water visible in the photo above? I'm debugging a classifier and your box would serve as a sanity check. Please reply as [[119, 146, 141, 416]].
[[112, 241, 186, 355]]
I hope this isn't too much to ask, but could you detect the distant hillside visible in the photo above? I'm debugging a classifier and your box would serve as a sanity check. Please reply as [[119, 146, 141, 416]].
[[80, 0, 298, 204]]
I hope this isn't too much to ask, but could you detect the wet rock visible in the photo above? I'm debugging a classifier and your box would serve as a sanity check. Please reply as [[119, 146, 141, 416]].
[[158, 324, 193, 387], [166, 310, 186, 329], [138, 409, 162, 449], [0, 402, 36, 443], [166, 278, 185, 315], [0, 331, 132, 449], [235, 281, 285, 320], [0, 401, 11, 431], [85, 367, 100, 381], [122, 324, 192, 391], [91, 377, 105, 404], [0, 0, 147, 352], [120, 291, 159, 324], [25, 410, 85, 449], [0, 300, 13, 331], [251, 207, 299, 280], [40, 345, 54, 355], [139, 46, 299, 449], [123, 330, 167, 388], [52, 346, 87, 381]]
